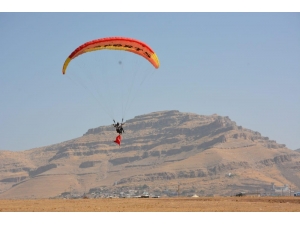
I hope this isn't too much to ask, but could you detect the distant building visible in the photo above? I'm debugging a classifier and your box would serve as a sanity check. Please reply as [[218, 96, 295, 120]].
[[271, 183, 290, 194]]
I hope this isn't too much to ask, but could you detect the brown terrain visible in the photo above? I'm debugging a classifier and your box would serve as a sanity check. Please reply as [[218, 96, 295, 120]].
[[0, 197, 300, 212], [1, 110, 300, 202]]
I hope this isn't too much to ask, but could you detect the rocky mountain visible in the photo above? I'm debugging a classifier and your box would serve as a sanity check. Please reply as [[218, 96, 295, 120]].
[[0, 110, 299, 199]]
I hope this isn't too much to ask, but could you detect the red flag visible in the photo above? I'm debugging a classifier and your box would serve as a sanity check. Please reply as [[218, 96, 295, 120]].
[[114, 135, 122, 146]]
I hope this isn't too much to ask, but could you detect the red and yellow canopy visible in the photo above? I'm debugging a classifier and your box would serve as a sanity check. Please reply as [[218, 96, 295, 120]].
[[62, 36, 160, 74]]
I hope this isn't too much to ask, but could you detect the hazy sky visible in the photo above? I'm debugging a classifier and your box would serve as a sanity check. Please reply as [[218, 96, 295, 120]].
[[1, 5, 300, 151]]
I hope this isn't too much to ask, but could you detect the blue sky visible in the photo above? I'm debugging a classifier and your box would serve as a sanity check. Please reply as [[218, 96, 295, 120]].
[[1, 8, 300, 151]]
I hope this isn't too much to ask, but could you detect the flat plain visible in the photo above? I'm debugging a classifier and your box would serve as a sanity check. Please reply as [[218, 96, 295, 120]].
[[0, 197, 299, 212]]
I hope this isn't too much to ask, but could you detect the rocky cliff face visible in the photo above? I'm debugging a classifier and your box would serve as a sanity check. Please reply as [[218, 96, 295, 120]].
[[0, 110, 299, 199]]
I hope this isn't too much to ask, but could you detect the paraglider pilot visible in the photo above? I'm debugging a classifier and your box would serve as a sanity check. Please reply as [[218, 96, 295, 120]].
[[113, 120, 125, 135], [113, 120, 124, 146]]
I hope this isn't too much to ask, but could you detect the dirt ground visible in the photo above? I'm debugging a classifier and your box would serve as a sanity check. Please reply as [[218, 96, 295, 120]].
[[0, 196, 300, 212]]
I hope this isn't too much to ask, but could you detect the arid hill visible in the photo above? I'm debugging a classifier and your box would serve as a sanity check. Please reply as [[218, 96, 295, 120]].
[[0, 110, 299, 199]]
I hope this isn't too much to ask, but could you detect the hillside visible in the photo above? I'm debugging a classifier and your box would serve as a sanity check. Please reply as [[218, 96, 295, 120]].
[[0, 110, 299, 199]]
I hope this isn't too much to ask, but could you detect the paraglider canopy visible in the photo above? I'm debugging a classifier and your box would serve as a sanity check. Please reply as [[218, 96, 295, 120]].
[[62, 36, 160, 74]]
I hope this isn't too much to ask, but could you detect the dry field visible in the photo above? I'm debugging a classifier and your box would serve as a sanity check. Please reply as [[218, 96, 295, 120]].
[[0, 196, 300, 212]]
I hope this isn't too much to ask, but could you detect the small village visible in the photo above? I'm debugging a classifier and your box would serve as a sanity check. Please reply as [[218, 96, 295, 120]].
[[53, 182, 300, 199]]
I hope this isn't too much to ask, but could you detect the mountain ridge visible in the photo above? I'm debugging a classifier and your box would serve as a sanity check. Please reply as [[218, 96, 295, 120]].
[[0, 110, 299, 199]]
